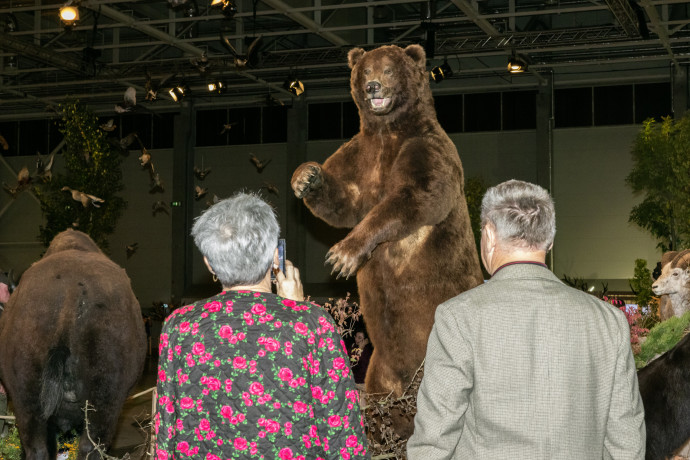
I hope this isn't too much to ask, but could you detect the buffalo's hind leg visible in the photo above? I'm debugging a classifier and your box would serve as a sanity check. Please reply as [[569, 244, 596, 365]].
[[14, 413, 54, 460], [75, 401, 122, 460]]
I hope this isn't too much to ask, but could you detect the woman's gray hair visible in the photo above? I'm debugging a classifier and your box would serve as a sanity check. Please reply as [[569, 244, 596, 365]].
[[480, 179, 556, 251], [191, 192, 279, 287]]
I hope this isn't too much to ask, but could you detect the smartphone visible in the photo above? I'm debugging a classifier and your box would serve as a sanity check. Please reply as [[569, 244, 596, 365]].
[[277, 238, 286, 273], [272, 238, 286, 280]]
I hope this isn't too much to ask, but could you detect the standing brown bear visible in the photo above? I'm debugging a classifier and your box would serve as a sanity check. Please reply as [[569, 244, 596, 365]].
[[292, 44, 483, 403]]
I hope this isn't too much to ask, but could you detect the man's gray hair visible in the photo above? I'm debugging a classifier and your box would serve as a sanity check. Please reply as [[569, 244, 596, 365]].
[[191, 192, 279, 287], [480, 179, 556, 251]]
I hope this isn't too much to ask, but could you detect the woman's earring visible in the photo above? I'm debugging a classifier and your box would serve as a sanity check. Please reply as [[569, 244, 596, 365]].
[[212, 274, 218, 283]]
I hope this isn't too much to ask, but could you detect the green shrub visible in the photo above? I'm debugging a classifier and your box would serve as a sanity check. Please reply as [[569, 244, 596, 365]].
[[0, 423, 22, 460], [636, 311, 690, 368]]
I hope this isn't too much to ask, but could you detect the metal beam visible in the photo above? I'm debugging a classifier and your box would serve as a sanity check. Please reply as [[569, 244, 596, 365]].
[[604, 0, 641, 36], [260, 0, 349, 47], [450, 0, 501, 36], [0, 31, 89, 76], [640, 0, 678, 65]]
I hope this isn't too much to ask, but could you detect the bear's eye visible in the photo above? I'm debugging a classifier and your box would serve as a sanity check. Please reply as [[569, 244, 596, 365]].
[[364, 68, 372, 76], [384, 68, 393, 76]]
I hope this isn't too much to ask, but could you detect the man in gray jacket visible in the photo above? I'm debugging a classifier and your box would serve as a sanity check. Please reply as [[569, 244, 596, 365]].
[[407, 179, 645, 459]]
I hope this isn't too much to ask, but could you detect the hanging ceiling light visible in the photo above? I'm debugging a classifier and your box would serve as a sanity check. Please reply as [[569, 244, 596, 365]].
[[211, 0, 237, 18], [207, 81, 225, 94], [430, 60, 453, 83], [284, 76, 304, 96], [169, 84, 188, 102], [507, 54, 527, 73], [59, 1, 80, 29]]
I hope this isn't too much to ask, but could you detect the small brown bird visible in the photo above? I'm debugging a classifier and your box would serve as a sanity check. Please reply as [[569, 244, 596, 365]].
[[261, 181, 279, 196], [99, 119, 117, 132], [265, 94, 285, 107], [3, 166, 32, 197], [190, 52, 211, 74], [152, 200, 170, 216], [220, 122, 238, 135], [61, 186, 104, 208], [220, 32, 263, 69], [194, 185, 207, 201], [126, 242, 139, 259], [139, 146, 151, 167], [249, 154, 271, 173], [149, 166, 164, 193], [35, 151, 55, 182], [205, 194, 220, 208], [194, 165, 211, 180]]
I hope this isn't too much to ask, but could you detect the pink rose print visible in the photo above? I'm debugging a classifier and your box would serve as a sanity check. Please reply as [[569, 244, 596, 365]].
[[340, 448, 351, 459], [249, 382, 264, 395], [220, 405, 233, 419], [294, 322, 308, 335], [251, 303, 266, 315], [179, 322, 190, 333], [279, 367, 293, 381], [333, 357, 346, 369], [293, 401, 308, 413], [160, 333, 169, 348], [233, 356, 247, 369], [176, 441, 189, 453], [199, 419, 210, 431], [282, 299, 297, 308], [264, 337, 280, 351], [192, 342, 205, 355], [180, 397, 194, 409], [218, 325, 233, 339], [266, 419, 280, 433], [204, 300, 221, 312], [234, 437, 248, 450], [206, 454, 220, 460], [328, 415, 341, 427], [156, 449, 167, 460], [279, 447, 293, 459]]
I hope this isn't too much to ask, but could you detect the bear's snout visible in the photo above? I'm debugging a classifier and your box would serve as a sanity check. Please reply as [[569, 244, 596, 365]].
[[366, 80, 381, 95]]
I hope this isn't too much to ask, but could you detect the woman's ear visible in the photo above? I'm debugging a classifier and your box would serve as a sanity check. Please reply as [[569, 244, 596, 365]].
[[203, 256, 215, 275]]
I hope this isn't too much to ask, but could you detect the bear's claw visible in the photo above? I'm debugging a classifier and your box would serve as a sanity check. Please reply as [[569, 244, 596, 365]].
[[291, 162, 323, 199]]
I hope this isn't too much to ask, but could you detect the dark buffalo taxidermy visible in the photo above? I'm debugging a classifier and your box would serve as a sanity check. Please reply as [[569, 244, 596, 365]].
[[0, 229, 146, 460], [638, 333, 690, 460]]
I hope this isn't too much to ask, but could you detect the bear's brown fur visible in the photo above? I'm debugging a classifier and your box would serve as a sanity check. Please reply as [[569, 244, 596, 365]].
[[292, 43, 482, 415]]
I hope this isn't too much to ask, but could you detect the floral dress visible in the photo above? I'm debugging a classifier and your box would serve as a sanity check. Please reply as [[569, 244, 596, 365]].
[[154, 290, 369, 460]]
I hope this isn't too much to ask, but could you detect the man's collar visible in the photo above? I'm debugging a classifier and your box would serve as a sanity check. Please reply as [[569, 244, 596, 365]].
[[492, 260, 548, 276]]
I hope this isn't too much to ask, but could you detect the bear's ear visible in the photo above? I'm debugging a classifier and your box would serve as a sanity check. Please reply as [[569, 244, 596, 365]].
[[403, 44, 426, 68], [348, 48, 366, 69]]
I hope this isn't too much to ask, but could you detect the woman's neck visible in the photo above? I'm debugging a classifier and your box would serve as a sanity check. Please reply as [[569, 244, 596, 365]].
[[223, 270, 273, 294]]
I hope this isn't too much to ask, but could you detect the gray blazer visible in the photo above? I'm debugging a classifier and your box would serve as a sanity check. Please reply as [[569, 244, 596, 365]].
[[407, 263, 645, 460]]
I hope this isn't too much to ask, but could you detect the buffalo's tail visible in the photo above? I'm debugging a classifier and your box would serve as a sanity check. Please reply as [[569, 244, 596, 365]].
[[40, 345, 70, 419]]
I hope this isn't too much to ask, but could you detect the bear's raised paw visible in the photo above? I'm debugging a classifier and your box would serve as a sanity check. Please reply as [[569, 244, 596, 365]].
[[291, 162, 323, 199]]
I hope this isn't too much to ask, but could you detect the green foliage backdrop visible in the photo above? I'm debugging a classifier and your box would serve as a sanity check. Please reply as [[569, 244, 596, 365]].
[[34, 101, 125, 250], [627, 115, 690, 252]]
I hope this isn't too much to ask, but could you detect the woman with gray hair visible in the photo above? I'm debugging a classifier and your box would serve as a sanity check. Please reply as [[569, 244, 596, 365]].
[[408, 179, 645, 459], [155, 192, 369, 460]]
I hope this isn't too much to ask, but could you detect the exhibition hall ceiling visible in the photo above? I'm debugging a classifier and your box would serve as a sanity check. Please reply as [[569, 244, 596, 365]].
[[1, 0, 689, 118]]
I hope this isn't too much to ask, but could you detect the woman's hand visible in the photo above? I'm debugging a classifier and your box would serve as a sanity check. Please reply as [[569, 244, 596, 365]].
[[275, 260, 305, 302]]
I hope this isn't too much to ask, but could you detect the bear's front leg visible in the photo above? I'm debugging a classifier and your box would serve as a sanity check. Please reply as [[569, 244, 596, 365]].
[[291, 161, 323, 199], [326, 230, 373, 279]]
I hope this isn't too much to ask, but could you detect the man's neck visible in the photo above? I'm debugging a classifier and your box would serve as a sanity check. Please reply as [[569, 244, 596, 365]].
[[489, 249, 546, 275]]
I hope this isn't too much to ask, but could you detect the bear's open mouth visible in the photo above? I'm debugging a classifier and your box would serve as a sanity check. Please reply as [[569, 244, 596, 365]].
[[369, 97, 391, 111]]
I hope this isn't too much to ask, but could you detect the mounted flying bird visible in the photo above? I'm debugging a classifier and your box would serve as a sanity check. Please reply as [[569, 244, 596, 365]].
[[220, 32, 263, 69]]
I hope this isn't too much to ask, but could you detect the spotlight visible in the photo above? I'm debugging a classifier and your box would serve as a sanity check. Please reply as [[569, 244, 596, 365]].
[[59, 1, 80, 29], [211, 0, 237, 18], [169, 85, 188, 102], [207, 81, 225, 94], [283, 77, 304, 96], [430, 60, 452, 83], [507, 55, 527, 73]]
